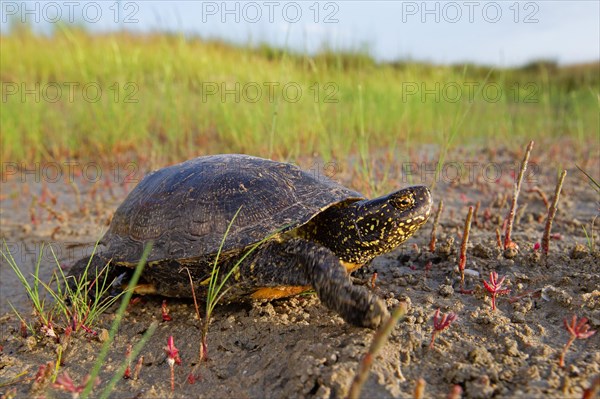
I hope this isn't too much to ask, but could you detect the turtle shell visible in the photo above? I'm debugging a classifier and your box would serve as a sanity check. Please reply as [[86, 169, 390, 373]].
[[101, 154, 364, 264]]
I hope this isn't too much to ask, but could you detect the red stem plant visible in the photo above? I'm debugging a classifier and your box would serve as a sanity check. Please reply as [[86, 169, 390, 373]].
[[429, 308, 457, 349], [429, 200, 443, 252], [482, 272, 510, 311], [503, 140, 534, 254], [558, 315, 596, 368]]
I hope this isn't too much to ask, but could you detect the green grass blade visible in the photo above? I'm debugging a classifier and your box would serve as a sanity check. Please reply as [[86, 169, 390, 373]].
[[98, 321, 158, 399], [576, 164, 600, 193], [80, 242, 152, 399]]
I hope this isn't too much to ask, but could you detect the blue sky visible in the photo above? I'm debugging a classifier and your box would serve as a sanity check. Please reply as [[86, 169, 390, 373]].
[[3, 1, 599, 66]]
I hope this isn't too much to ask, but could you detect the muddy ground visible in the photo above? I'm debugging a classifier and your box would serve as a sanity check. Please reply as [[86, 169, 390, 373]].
[[1, 142, 599, 398]]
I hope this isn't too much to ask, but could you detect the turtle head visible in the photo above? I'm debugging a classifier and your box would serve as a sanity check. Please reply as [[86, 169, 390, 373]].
[[350, 186, 432, 259], [306, 185, 432, 264], [385, 185, 433, 231]]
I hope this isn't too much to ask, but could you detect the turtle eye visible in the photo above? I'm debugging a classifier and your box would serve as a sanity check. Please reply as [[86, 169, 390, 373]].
[[391, 194, 414, 210]]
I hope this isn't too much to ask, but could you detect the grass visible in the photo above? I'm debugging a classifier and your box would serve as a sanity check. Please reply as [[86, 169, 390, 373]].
[[1, 240, 125, 337], [80, 243, 152, 398], [3, 239, 154, 397], [2, 241, 51, 334], [1, 24, 598, 165], [198, 207, 246, 362], [196, 206, 287, 363]]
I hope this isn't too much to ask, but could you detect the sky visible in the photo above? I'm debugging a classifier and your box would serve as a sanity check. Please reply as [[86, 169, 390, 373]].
[[2, 1, 599, 66]]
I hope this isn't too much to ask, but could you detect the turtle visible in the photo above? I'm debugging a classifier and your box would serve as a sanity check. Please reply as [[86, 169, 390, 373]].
[[69, 154, 432, 328]]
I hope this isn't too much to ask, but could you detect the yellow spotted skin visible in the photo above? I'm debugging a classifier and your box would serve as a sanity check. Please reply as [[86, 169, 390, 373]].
[[299, 186, 432, 264]]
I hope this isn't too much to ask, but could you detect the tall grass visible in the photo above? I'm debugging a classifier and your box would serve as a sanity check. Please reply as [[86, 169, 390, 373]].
[[2, 25, 598, 164]]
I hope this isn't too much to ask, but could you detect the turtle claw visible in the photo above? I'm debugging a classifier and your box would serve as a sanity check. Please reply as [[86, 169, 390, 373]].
[[337, 290, 389, 329], [362, 297, 390, 329]]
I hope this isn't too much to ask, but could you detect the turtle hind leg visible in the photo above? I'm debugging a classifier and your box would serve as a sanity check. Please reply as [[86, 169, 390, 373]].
[[245, 238, 389, 328]]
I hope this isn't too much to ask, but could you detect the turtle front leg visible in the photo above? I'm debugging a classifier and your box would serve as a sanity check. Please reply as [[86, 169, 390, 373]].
[[246, 238, 389, 328]]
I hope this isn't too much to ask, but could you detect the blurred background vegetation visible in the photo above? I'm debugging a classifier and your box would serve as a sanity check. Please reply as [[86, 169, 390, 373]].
[[1, 24, 598, 165]]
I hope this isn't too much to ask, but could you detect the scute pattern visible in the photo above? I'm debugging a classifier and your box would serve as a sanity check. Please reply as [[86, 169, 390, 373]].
[[102, 154, 364, 263]]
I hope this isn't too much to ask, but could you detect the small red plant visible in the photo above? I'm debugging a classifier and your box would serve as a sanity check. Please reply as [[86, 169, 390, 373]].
[[558, 315, 596, 368], [165, 336, 181, 391], [429, 308, 457, 349], [482, 272, 510, 311], [123, 344, 133, 379], [31, 361, 54, 391], [187, 371, 202, 384], [52, 371, 100, 396], [161, 300, 172, 322]]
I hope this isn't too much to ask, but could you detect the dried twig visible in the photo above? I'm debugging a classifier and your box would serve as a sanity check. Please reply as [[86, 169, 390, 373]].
[[132, 356, 144, 381], [414, 378, 426, 399], [504, 140, 534, 253], [495, 228, 502, 249], [542, 170, 567, 262], [458, 206, 474, 290], [347, 303, 409, 399], [183, 267, 203, 364]]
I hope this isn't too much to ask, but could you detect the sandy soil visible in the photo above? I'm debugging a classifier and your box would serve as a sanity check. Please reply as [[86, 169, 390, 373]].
[[1, 143, 599, 398]]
